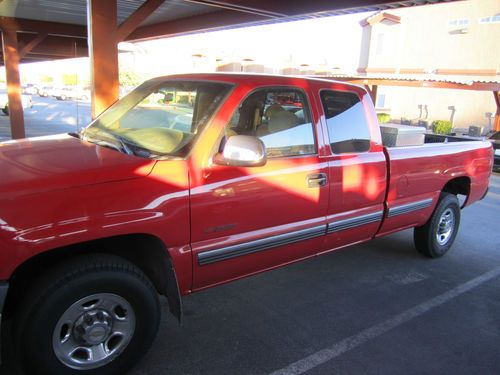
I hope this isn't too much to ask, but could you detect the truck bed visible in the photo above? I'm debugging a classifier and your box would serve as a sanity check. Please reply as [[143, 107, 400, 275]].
[[377, 138, 492, 236]]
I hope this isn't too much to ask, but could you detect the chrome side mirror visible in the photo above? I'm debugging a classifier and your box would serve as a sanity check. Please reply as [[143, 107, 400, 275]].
[[213, 135, 267, 167]]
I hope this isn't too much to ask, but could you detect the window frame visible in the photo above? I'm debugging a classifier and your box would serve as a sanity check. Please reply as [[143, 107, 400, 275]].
[[219, 85, 319, 160], [319, 88, 373, 156]]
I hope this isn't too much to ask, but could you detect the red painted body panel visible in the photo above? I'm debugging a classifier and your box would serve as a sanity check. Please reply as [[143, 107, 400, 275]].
[[0, 73, 493, 297], [378, 141, 492, 236]]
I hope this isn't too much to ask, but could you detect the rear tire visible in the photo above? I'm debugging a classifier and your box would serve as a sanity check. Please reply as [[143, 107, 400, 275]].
[[14, 254, 160, 375], [414, 193, 460, 258]]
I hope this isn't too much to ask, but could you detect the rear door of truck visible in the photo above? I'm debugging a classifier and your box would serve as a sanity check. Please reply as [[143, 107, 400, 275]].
[[313, 82, 387, 252]]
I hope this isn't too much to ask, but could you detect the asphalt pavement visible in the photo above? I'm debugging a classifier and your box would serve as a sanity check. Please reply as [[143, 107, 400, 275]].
[[0, 96, 499, 374]]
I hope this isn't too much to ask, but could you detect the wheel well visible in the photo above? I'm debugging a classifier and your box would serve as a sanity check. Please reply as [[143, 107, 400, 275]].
[[3, 234, 176, 319], [442, 176, 470, 207]]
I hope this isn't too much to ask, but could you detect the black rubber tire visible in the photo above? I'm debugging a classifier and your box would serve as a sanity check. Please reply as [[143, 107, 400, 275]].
[[2, 105, 8, 115], [14, 254, 160, 375], [414, 193, 461, 258]]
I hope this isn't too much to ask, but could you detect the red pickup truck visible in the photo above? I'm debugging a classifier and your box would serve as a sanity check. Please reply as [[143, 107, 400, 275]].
[[0, 74, 493, 374]]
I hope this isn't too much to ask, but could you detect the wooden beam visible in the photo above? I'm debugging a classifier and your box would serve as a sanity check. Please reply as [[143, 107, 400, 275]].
[[127, 9, 267, 41], [117, 0, 165, 42], [494, 91, 500, 132], [186, 0, 403, 18], [183, 0, 285, 17], [88, 0, 119, 118], [1, 27, 25, 139], [0, 16, 86, 38], [0, 34, 89, 65], [19, 32, 47, 58]]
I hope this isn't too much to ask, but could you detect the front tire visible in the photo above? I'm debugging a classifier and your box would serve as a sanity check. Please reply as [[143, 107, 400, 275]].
[[414, 193, 461, 258], [14, 254, 160, 375]]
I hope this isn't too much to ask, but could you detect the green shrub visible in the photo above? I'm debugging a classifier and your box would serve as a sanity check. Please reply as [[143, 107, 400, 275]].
[[432, 120, 452, 135], [377, 113, 391, 123]]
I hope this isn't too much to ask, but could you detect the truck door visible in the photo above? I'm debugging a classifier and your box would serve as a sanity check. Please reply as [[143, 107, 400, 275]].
[[190, 87, 329, 290], [318, 88, 387, 252]]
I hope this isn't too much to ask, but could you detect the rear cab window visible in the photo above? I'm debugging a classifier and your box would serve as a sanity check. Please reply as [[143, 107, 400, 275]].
[[224, 88, 316, 158], [320, 90, 371, 154]]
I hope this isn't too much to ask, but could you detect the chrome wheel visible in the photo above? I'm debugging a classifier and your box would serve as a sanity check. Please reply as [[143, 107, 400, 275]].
[[52, 293, 136, 370], [436, 208, 455, 246]]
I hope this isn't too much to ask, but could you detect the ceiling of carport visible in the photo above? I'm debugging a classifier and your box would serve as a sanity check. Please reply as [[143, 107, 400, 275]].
[[0, 0, 219, 26], [0, 0, 457, 64]]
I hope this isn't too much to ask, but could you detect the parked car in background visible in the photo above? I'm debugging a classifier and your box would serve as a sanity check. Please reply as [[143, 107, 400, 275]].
[[0, 93, 33, 114], [38, 86, 53, 97], [53, 86, 90, 101], [489, 131, 500, 170], [22, 84, 38, 95]]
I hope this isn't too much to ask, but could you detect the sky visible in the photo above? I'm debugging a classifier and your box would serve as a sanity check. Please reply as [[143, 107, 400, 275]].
[[12, 11, 372, 85], [133, 11, 372, 76]]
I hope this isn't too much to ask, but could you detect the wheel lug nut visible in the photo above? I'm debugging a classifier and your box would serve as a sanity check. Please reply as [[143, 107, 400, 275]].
[[75, 325, 86, 335], [96, 311, 104, 321], [84, 313, 93, 325]]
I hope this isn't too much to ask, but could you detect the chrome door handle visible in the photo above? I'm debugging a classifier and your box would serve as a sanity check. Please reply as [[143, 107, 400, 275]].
[[307, 173, 328, 188]]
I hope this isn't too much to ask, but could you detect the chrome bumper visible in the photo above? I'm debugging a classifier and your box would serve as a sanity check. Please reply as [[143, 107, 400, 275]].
[[0, 281, 8, 364]]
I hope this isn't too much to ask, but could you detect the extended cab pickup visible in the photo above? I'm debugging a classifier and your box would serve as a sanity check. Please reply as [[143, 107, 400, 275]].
[[0, 74, 493, 374]]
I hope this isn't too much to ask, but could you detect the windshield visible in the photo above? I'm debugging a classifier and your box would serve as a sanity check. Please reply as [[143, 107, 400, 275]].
[[83, 80, 231, 158]]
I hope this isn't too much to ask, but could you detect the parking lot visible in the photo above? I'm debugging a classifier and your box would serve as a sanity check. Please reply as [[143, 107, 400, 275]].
[[0, 93, 91, 141], [0, 96, 499, 375]]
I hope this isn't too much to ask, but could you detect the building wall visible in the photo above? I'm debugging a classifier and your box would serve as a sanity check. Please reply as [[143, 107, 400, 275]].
[[366, 0, 500, 72], [363, 0, 499, 130], [376, 86, 496, 131]]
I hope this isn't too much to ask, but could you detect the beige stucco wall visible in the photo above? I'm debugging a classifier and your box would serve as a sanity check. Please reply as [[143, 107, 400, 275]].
[[376, 86, 496, 131], [366, 0, 500, 72]]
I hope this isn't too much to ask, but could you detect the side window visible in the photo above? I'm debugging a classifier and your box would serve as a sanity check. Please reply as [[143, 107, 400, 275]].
[[320, 90, 371, 154], [225, 89, 316, 158]]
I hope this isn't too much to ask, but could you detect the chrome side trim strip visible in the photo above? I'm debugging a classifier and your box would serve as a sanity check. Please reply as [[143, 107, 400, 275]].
[[388, 198, 433, 218], [198, 225, 326, 265], [327, 211, 383, 233]]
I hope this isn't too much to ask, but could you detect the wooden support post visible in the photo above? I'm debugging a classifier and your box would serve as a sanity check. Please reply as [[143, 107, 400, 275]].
[[371, 84, 378, 105], [87, 0, 119, 119], [363, 85, 378, 105], [494, 91, 500, 132], [1, 27, 25, 139]]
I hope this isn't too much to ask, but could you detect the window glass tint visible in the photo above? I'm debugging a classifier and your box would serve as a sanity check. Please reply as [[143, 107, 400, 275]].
[[321, 90, 371, 154], [225, 89, 315, 157]]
